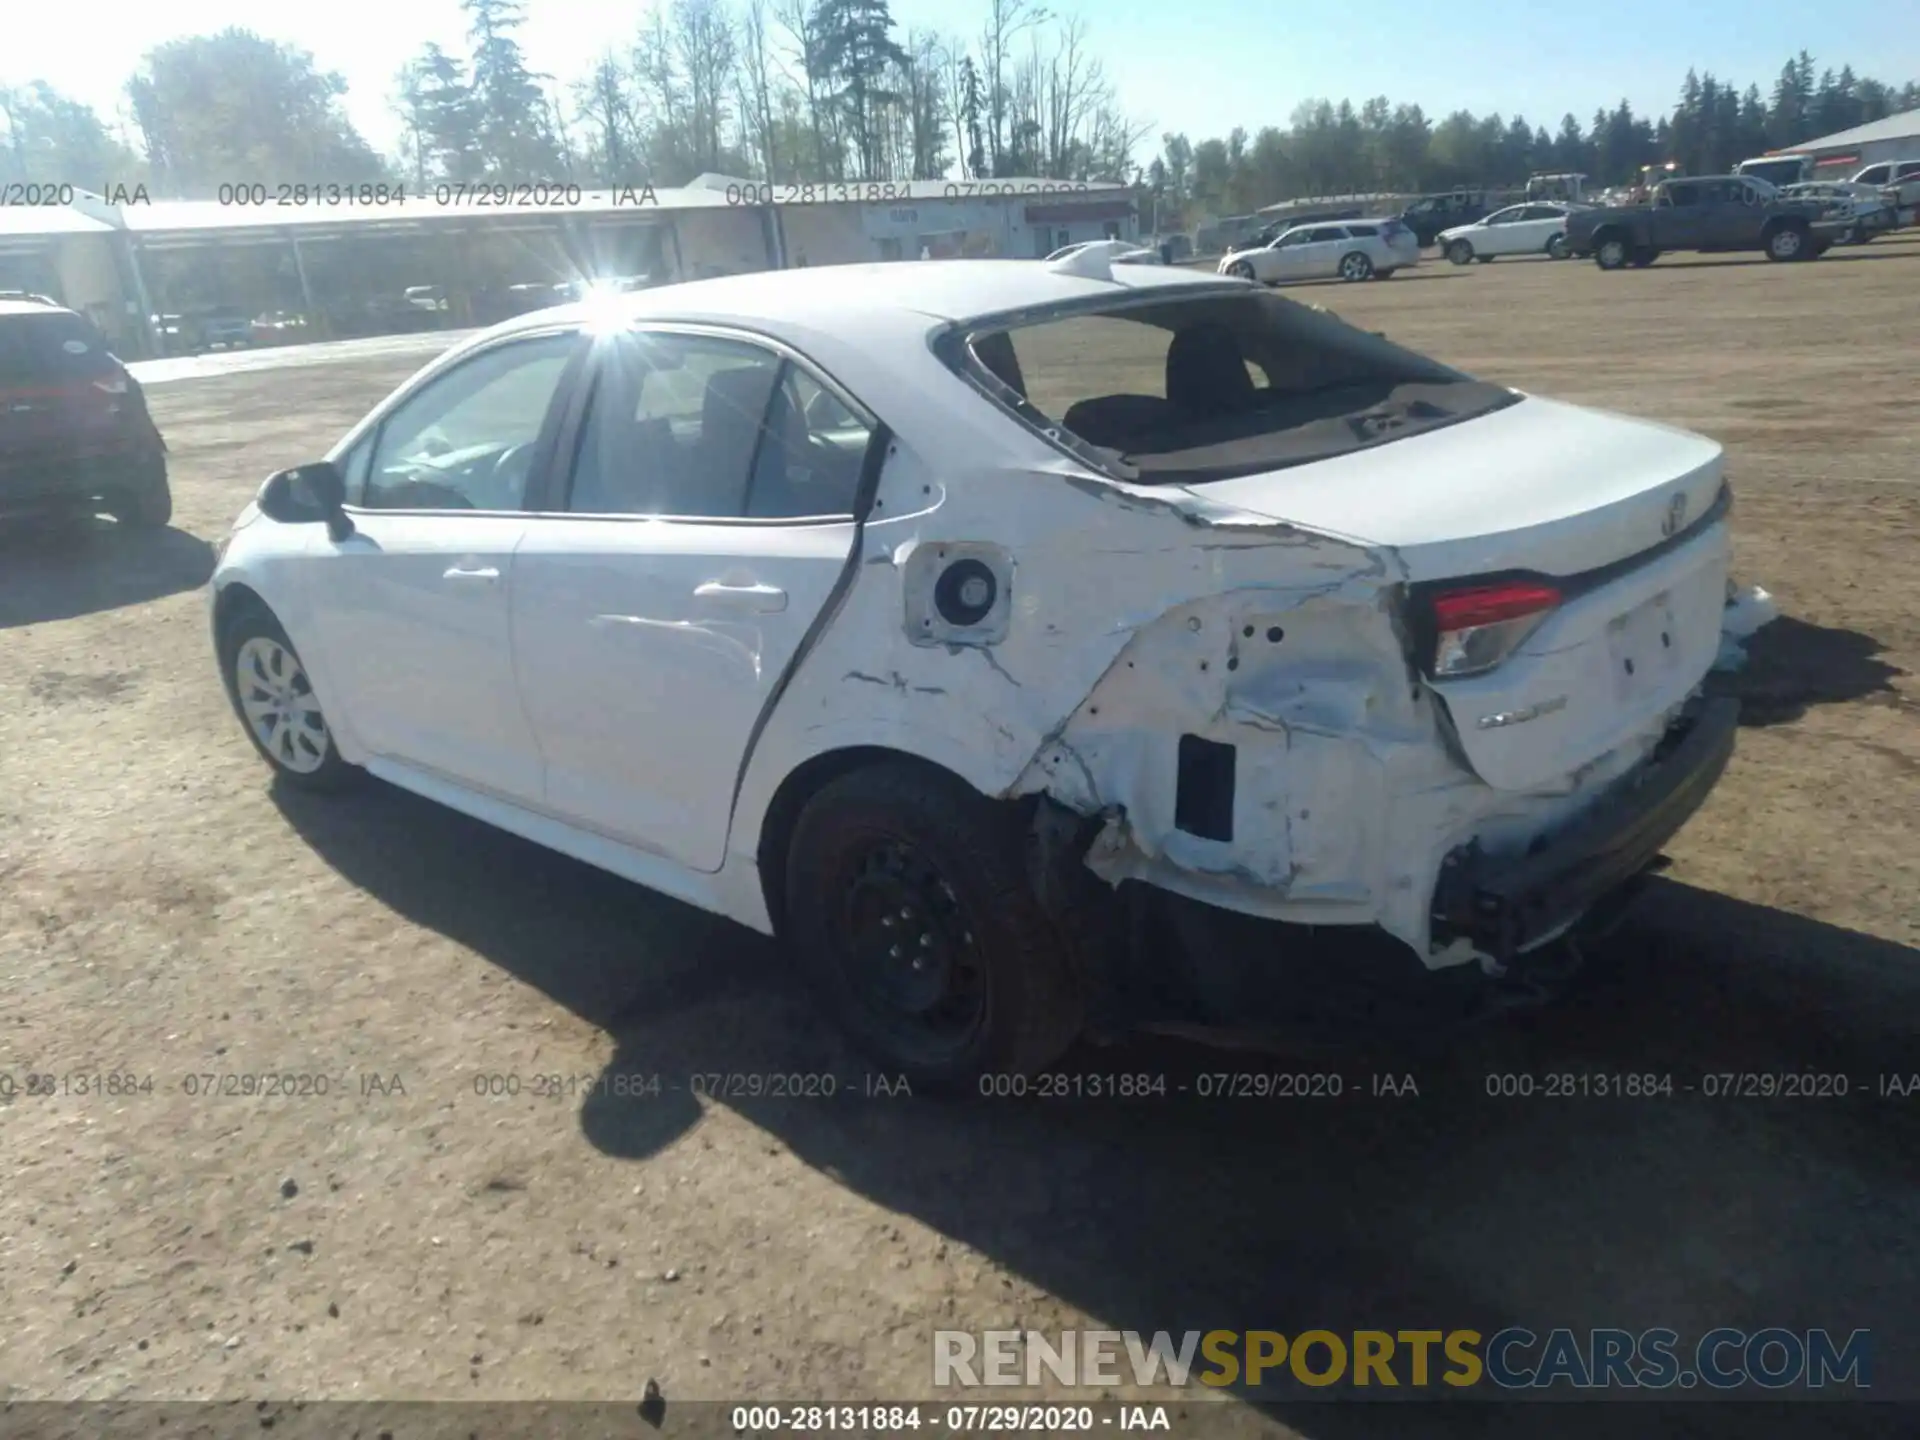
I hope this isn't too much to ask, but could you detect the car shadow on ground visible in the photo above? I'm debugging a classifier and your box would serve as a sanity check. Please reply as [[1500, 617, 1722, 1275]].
[[1626, 246, 1918, 271], [1708, 616, 1909, 726], [0, 519, 214, 629], [278, 778, 1919, 1435]]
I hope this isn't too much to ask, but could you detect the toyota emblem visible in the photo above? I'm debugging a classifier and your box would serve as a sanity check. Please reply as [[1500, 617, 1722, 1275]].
[[1662, 492, 1688, 537]]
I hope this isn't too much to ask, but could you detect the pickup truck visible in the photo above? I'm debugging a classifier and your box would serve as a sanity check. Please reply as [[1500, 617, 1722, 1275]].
[[1563, 175, 1840, 269]]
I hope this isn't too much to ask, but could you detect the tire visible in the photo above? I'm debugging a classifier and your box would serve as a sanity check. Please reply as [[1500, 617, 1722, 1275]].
[[783, 761, 1084, 1091], [1338, 251, 1373, 282], [106, 456, 172, 530], [1227, 260, 1255, 280], [217, 603, 361, 792], [1446, 240, 1474, 265], [1764, 224, 1807, 262], [1593, 234, 1629, 270], [1547, 234, 1570, 260]]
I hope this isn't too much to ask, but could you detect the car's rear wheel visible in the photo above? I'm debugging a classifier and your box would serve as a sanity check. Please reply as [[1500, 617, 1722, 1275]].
[[1594, 234, 1629, 269], [219, 606, 360, 791], [1764, 224, 1807, 262], [1446, 240, 1474, 265], [106, 457, 172, 530], [784, 761, 1084, 1091], [1338, 251, 1373, 281]]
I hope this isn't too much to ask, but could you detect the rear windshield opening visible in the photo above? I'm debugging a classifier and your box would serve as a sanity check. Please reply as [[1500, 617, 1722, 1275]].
[[957, 290, 1516, 484]]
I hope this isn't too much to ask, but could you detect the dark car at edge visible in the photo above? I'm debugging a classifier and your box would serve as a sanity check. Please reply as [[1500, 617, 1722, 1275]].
[[0, 295, 171, 530]]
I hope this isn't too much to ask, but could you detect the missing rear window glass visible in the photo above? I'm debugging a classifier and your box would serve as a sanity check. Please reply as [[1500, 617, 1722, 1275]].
[[955, 290, 1516, 485]]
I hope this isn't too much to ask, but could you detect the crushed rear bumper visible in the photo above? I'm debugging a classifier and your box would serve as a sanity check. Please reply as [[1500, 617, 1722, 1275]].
[[1429, 697, 1739, 964]]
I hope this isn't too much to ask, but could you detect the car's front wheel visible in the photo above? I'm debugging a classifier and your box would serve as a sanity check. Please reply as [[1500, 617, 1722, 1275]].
[[1446, 240, 1474, 265], [1764, 224, 1808, 261], [784, 761, 1084, 1092], [219, 605, 360, 791], [1227, 260, 1255, 280]]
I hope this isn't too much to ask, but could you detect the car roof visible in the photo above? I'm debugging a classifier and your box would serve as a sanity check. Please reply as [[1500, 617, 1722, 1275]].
[[0, 298, 77, 318], [484, 260, 1237, 338]]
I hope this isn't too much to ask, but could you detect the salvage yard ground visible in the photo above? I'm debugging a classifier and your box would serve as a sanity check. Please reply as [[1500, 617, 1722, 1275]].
[[3, 239, 1919, 1433]]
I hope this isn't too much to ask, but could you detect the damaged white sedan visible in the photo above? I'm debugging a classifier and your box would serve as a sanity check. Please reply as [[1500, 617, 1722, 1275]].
[[211, 250, 1750, 1086]]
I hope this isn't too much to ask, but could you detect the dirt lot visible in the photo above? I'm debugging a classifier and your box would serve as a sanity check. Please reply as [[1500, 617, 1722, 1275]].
[[3, 239, 1918, 1433]]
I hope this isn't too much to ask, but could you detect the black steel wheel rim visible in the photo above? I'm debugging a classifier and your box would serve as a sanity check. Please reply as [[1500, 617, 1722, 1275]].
[[834, 836, 987, 1064]]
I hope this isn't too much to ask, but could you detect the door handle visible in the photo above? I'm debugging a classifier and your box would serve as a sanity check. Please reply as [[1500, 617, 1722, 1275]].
[[693, 580, 787, 613], [444, 564, 500, 583]]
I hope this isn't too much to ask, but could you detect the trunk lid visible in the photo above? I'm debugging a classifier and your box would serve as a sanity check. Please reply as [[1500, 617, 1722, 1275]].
[[1183, 395, 1733, 792]]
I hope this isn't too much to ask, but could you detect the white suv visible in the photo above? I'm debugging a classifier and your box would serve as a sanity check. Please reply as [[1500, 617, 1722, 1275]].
[[1218, 218, 1419, 283]]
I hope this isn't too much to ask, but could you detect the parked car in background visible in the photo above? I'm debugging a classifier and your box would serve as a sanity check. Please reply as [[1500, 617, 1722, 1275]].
[[1219, 218, 1419, 283], [1, 294, 170, 528], [1400, 191, 1498, 246], [1438, 202, 1587, 263], [196, 309, 255, 350], [1733, 154, 1815, 189], [1564, 175, 1839, 267], [1848, 158, 1920, 224], [209, 258, 1749, 1084], [1778, 181, 1898, 244], [251, 311, 311, 346]]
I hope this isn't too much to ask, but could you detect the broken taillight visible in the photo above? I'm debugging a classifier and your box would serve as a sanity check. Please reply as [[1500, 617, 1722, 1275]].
[[1429, 581, 1561, 677]]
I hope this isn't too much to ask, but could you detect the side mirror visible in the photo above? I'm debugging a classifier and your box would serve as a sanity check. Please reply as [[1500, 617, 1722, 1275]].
[[258, 461, 354, 541]]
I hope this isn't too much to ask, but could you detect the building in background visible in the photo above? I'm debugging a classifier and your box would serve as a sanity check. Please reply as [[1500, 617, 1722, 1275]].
[[1778, 107, 1920, 174], [0, 176, 1139, 359]]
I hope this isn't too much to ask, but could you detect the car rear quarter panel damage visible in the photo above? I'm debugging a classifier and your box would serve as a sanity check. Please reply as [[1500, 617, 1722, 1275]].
[[735, 435, 1567, 966]]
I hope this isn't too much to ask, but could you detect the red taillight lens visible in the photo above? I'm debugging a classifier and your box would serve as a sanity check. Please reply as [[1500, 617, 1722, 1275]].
[[1429, 581, 1561, 677]]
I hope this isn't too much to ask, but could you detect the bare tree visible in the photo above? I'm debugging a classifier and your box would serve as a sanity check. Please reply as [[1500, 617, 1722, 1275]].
[[1040, 15, 1098, 176], [938, 39, 971, 178], [575, 52, 641, 183], [901, 30, 947, 179], [773, 0, 837, 178], [979, 0, 1046, 175], [631, 6, 687, 180], [673, 0, 738, 174], [737, 0, 780, 179]]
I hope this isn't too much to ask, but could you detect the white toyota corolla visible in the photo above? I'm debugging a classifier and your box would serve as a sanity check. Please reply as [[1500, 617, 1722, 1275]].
[[212, 249, 1753, 1085]]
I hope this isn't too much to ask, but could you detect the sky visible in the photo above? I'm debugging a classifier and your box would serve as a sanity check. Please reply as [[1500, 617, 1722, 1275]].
[[7, 0, 1917, 167]]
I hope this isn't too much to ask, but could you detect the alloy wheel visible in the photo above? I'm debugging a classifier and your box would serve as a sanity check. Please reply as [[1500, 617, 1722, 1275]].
[[235, 636, 330, 775]]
